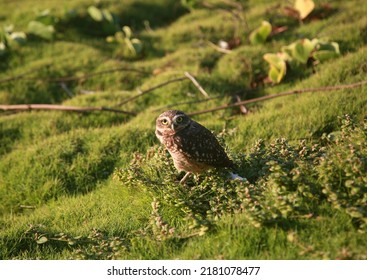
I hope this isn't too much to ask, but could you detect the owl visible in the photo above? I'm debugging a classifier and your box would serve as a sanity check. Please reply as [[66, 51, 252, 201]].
[[155, 110, 234, 184]]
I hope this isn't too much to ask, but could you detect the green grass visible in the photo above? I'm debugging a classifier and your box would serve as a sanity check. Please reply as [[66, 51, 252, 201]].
[[0, 0, 366, 259]]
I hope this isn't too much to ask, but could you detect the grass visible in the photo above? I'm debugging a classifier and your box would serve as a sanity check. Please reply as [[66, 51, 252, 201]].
[[0, 0, 366, 259]]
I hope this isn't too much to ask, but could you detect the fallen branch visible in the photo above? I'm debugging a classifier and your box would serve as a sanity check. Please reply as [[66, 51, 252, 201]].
[[0, 104, 136, 115], [0, 64, 52, 84], [45, 66, 149, 83], [184, 71, 210, 98], [114, 76, 187, 107], [0, 66, 149, 84], [116, 72, 213, 107], [187, 80, 367, 116], [153, 96, 221, 112]]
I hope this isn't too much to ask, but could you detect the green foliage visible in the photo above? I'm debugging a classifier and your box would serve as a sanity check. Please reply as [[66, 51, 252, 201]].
[[106, 26, 143, 57], [249, 21, 272, 45], [263, 53, 287, 84], [319, 116, 367, 231], [0, 25, 27, 56], [115, 116, 367, 232], [24, 224, 128, 260], [27, 21, 55, 40], [264, 38, 340, 83], [27, 10, 57, 40]]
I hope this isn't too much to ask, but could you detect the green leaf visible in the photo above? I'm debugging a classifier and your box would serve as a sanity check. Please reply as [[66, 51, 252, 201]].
[[9, 32, 27, 45], [36, 236, 48, 244], [102, 9, 113, 23], [106, 35, 115, 43], [291, 39, 315, 64], [263, 53, 287, 84], [131, 38, 143, 54], [114, 31, 124, 43], [88, 6, 104, 22], [0, 42, 7, 56], [249, 21, 272, 45], [122, 26, 132, 39], [35, 9, 58, 26], [27, 21, 55, 40], [313, 50, 339, 62], [294, 0, 315, 19], [313, 41, 340, 62]]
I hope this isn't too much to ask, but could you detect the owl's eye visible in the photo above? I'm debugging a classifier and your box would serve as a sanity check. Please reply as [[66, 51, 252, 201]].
[[161, 119, 169, 125], [176, 116, 184, 123]]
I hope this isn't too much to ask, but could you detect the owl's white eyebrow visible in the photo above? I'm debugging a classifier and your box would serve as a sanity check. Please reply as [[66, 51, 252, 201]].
[[173, 114, 186, 119]]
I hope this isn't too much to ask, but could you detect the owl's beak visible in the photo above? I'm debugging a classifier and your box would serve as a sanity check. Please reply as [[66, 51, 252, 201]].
[[171, 123, 177, 131]]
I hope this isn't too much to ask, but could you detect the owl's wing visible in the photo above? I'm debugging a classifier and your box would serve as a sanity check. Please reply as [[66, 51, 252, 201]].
[[176, 122, 233, 168]]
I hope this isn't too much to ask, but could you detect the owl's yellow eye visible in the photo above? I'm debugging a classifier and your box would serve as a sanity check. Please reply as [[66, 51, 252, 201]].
[[176, 116, 183, 123], [161, 119, 169, 125]]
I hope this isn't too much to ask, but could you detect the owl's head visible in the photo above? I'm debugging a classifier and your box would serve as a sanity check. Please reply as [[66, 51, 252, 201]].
[[155, 110, 191, 135]]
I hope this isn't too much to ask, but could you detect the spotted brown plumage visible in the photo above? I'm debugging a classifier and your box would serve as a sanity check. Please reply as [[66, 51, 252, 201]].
[[155, 110, 234, 183]]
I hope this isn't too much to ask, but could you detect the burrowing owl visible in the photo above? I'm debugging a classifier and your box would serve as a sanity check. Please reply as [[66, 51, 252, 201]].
[[155, 110, 234, 184]]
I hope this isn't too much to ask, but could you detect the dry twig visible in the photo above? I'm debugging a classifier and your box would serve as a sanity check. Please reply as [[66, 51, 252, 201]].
[[45, 67, 149, 83], [0, 104, 136, 115], [184, 72, 210, 98], [153, 96, 221, 112], [0, 64, 52, 84], [188, 80, 367, 116], [0, 66, 149, 84], [114, 76, 187, 107]]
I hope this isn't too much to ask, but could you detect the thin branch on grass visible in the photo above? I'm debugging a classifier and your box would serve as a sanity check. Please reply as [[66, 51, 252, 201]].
[[0, 66, 149, 84], [115, 72, 211, 107], [187, 80, 367, 116], [0, 104, 137, 115], [153, 96, 221, 112], [44, 67, 150, 83], [114, 76, 187, 107], [0, 64, 52, 84], [184, 72, 210, 98]]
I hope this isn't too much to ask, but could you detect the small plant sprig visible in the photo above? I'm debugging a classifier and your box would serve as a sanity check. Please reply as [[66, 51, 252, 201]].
[[87, 5, 119, 35], [249, 21, 272, 45], [25, 224, 128, 260], [106, 26, 143, 57], [264, 38, 340, 84], [115, 116, 367, 232], [27, 9, 57, 40], [0, 25, 27, 56]]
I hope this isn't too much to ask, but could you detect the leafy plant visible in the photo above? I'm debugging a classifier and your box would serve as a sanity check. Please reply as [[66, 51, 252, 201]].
[[0, 25, 27, 56], [106, 26, 143, 56], [264, 38, 340, 83], [249, 21, 272, 45], [87, 5, 114, 23], [87, 5, 119, 35], [27, 10, 57, 40], [263, 53, 287, 84], [115, 116, 367, 232], [25, 224, 128, 260]]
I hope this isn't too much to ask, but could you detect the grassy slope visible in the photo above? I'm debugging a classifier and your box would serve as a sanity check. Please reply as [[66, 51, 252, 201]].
[[0, 0, 366, 259]]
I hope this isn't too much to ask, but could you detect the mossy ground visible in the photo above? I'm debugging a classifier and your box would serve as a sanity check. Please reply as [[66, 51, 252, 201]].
[[0, 0, 366, 259]]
